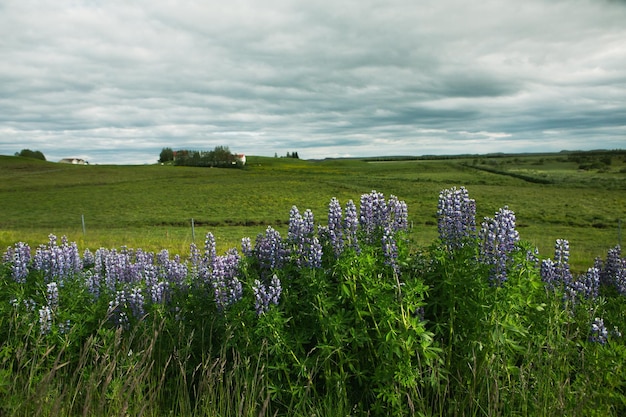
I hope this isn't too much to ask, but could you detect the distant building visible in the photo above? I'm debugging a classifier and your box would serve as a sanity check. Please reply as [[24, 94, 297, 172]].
[[59, 158, 88, 165], [235, 154, 246, 165]]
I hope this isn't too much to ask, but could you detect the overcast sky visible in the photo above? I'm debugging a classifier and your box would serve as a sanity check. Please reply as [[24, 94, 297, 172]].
[[1, 0, 625, 164]]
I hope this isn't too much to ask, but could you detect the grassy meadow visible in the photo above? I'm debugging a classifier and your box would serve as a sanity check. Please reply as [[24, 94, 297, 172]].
[[1, 150, 624, 271]]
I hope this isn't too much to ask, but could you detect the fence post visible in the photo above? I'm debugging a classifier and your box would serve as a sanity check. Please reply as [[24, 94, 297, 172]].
[[81, 214, 86, 236], [191, 218, 195, 243], [619, 219, 622, 248]]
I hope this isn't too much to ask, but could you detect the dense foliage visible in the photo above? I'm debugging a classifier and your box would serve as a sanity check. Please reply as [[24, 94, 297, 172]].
[[1, 188, 625, 416], [170, 145, 243, 168], [15, 149, 46, 161]]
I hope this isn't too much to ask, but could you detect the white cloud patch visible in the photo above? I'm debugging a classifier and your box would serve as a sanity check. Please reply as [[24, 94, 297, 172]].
[[0, 0, 625, 164]]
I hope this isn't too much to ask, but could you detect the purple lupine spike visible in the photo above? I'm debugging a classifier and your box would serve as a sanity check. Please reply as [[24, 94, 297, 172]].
[[437, 187, 476, 250], [108, 290, 129, 328], [600, 246, 624, 293], [203, 233, 217, 267], [540, 258, 557, 289], [288, 206, 304, 242], [554, 239, 573, 287], [304, 236, 323, 269], [39, 306, 53, 335], [157, 249, 170, 267], [382, 226, 399, 274], [241, 237, 253, 257], [83, 249, 95, 269], [211, 249, 242, 311], [32, 235, 82, 283], [46, 282, 59, 311], [388, 195, 409, 233], [359, 192, 376, 238], [328, 197, 344, 257], [303, 209, 315, 236], [616, 258, 626, 296], [287, 205, 320, 268], [253, 274, 282, 315], [479, 206, 520, 285], [590, 317, 609, 344], [84, 270, 101, 299], [580, 267, 600, 299], [344, 200, 359, 253], [164, 255, 188, 289], [3, 242, 31, 284], [255, 226, 288, 274], [188, 242, 202, 281], [359, 190, 389, 241], [128, 287, 145, 319]]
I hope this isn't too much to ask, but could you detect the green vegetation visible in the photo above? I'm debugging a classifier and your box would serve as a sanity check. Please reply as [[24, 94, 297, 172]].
[[167, 145, 244, 168], [1, 150, 624, 271], [14, 149, 46, 161], [1, 187, 625, 416]]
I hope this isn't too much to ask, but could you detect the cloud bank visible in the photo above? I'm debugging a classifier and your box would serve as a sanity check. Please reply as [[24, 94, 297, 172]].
[[1, 0, 625, 164]]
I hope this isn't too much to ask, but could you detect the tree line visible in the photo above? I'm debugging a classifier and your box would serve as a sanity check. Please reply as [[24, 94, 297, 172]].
[[159, 146, 243, 168], [15, 149, 46, 161]]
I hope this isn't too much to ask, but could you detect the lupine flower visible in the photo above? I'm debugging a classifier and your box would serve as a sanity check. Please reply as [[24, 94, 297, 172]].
[[599, 246, 625, 294], [360, 190, 389, 242], [32, 234, 82, 283], [46, 282, 59, 311], [590, 317, 609, 344], [108, 290, 129, 328], [388, 195, 409, 233], [138, 258, 168, 305], [578, 267, 600, 300], [255, 226, 288, 275], [3, 242, 31, 283], [253, 274, 282, 315], [328, 197, 344, 256], [304, 236, 323, 268], [616, 261, 626, 296], [541, 258, 557, 290], [288, 206, 322, 268], [83, 249, 95, 269], [344, 200, 360, 252], [211, 250, 243, 311], [437, 187, 476, 250], [189, 242, 201, 271], [128, 287, 145, 319], [39, 306, 53, 335], [554, 239, 573, 287], [382, 226, 399, 274], [479, 206, 520, 284], [203, 233, 217, 266], [542, 239, 574, 291], [84, 270, 101, 299], [241, 237, 253, 257], [162, 254, 188, 289]]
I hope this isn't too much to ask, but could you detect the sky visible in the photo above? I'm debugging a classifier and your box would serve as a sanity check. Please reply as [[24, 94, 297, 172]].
[[1, 0, 625, 165]]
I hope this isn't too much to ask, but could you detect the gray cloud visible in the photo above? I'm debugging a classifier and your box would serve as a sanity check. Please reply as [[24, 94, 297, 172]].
[[1, 0, 625, 164]]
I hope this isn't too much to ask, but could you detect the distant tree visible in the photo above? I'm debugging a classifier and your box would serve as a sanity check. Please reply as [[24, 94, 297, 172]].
[[172, 145, 239, 168], [16, 149, 46, 161], [159, 147, 174, 163]]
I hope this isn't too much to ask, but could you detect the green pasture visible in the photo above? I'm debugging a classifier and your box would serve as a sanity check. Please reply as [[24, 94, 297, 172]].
[[1, 151, 624, 271]]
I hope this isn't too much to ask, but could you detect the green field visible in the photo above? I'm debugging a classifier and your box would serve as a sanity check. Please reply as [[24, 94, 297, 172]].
[[1, 150, 625, 271]]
